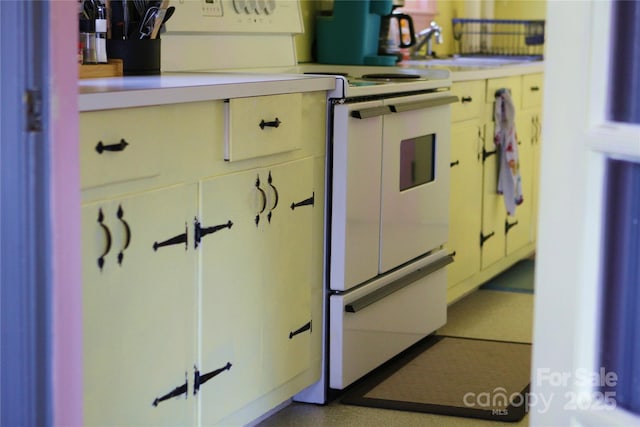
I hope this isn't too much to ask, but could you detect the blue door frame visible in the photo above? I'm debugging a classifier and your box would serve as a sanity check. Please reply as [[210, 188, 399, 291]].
[[1, 1, 52, 425]]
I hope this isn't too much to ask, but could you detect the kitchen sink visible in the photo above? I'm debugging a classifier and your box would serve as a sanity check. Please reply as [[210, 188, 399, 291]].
[[400, 56, 541, 69]]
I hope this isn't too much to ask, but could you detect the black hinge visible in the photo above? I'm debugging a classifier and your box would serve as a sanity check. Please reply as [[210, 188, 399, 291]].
[[480, 231, 495, 247], [25, 89, 42, 132]]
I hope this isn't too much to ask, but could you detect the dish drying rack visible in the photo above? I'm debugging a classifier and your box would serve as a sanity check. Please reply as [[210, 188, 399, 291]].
[[452, 19, 545, 58]]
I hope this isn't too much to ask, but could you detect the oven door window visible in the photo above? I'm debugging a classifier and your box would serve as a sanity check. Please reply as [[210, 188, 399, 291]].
[[399, 134, 436, 191]]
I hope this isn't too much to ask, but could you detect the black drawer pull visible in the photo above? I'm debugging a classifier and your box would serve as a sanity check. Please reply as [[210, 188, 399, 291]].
[[95, 138, 129, 154], [194, 362, 232, 394], [530, 86, 540, 92], [152, 379, 188, 407], [450, 160, 460, 168], [97, 208, 112, 271], [259, 118, 281, 129], [505, 219, 519, 234], [461, 96, 473, 103], [116, 205, 131, 265], [153, 224, 188, 251], [289, 321, 312, 339], [480, 231, 495, 247], [194, 220, 233, 248], [291, 192, 315, 210]]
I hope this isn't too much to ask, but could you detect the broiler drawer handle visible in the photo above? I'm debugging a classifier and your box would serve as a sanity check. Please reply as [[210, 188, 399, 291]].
[[344, 255, 454, 313]]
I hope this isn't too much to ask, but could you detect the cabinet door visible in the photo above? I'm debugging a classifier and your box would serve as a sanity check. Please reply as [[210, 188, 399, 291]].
[[82, 184, 198, 427], [198, 170, 265, 425], [448, 123, 483, 286], [481, 122, 507, 269], [261, 158, 314, 389], [506, 112, 535, 255], [530, 113, 542, 241]]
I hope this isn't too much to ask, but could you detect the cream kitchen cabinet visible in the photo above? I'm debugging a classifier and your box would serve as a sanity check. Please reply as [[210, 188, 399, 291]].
[[80, 91, 326, 426], [447, 80, 484, 289], [198, 157, 315, 425], [522, 73, 544, 242], [82, 184, 198, 427], [447, 71, 543, 303]]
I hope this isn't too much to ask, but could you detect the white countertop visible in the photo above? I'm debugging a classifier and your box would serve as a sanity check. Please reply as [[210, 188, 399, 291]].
[[448, 61, 545, 82], [78, 62, 544, 111], [78, 72, 337, 112]]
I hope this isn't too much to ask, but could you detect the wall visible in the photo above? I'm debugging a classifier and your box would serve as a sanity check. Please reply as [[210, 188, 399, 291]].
[[296, 1, 546, 61]]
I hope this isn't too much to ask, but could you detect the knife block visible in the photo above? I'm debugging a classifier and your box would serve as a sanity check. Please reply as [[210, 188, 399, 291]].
[[107, 39, 161, 76]]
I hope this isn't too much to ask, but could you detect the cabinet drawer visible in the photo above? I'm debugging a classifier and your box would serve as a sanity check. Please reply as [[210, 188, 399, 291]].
[[486, 76, 522, 114], [224, 93, 302, 162], [451, 80, 485, 122], [522, 73, 544, 109], [80, 107, 167, 190]]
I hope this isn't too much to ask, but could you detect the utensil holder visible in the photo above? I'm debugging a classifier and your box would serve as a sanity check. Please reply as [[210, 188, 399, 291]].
[[107, 39, 161, 76]]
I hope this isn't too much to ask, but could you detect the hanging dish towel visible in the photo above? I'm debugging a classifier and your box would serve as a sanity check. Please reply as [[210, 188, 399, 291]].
[[494, 89, 523, 216]]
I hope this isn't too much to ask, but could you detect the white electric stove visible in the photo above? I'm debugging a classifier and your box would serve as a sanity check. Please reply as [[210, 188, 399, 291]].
[[163, 0, 454, 404]]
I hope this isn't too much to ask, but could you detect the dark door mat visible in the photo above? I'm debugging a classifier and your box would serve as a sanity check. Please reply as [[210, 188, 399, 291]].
[[480, 259, 535, 294], [340, 336, 531, 422]]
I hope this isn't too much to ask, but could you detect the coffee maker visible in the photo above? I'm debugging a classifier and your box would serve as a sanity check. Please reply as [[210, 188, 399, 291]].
[[378, 0, 416, 62], [316, 0, 398, 66]]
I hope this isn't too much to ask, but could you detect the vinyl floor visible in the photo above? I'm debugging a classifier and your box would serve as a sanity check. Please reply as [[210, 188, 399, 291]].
[[253, 268, 535, 427]]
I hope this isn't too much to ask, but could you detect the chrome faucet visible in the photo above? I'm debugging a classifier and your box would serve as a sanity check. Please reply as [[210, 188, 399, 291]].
[[411, 21, 444, 59]]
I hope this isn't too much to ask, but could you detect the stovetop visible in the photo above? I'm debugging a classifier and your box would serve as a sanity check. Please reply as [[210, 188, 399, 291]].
[[295, 64, 451, 99], [215, 64, 452, 99]]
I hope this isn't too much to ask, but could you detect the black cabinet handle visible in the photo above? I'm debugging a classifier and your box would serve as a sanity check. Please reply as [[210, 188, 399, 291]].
[[480, 231, 495, 247], [291, 192, 315, 210], [448, 251, 456, 258], [153, 224, 188, 251], [97, 208, 112, 271], [152, 378, 188, 407], [267, 171, 279, 223], [116, 205, 131, 265], [482, 147, 497, 162], [450, 160, 460, 167], [95, 138, 129, 154], [461, 96, 473, 103], [194, 362, 232, 395], [255, 176, 267, 226], [194, 219, 233, 248], [259, 118, 281, 129], [289, 321, 312, 339], [530, 86, 540, 92], [505, 219, 519, 234]]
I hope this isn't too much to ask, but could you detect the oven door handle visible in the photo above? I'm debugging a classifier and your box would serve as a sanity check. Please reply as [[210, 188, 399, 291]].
[[350, 106, 392, 119], [389, 95, 459, 113], [344, 254, 454, 313]]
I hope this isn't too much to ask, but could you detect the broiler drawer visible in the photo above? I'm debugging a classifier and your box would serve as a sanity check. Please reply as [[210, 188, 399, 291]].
[[329, 252, 450, 389], [224, 93, 302, 162]]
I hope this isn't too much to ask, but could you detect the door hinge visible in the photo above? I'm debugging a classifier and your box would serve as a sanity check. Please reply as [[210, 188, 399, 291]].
[[25, 89, 42, 132]]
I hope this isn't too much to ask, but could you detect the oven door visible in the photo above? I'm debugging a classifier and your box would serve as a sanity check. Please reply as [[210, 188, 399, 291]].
[[379, 92, 457, 273]]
